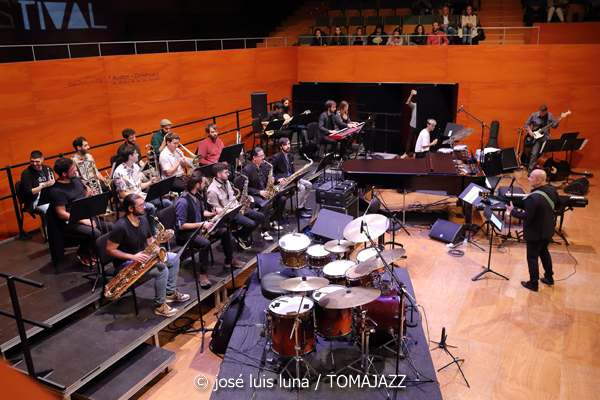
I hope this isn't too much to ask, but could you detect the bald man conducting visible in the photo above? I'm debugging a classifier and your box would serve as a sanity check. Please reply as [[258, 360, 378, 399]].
[[506, 170, 562, 292]]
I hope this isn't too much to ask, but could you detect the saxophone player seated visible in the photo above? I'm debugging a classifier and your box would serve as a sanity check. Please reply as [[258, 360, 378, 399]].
[[270, 138, 313, 219], [207, 163, 265, 250], [106, 193, 190, 318], [174, 171, 244, 288]]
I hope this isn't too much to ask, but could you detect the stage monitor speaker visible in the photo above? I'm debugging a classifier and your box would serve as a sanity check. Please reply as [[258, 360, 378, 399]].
[[251, 92, 267, 119], [483, 151, 503, 177], [322, 196, 360, 220], [500, 147, 519, 171], [429, 219, 465, 244], [564, 177, 589, 195], [486, 120, 499, 148]]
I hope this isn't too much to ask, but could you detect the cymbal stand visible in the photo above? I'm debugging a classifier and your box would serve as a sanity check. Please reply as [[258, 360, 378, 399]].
[[458, 107, 491, 165], [373, 189, 409, 250], [279, 291, 319, 389]]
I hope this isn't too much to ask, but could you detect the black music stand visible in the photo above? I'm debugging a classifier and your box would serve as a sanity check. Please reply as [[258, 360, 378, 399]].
[[472, 206, 509, 281], [145, 176, 175, 210], [562, 138, 589, 180], [219, 143, 245, 166], [540, 138, 567, 156], [264, 119, 285, 133], [357, 114, 377, 159], [195, 163, 216, 178], [315, 151, 336, 184], [69, 191, 111, 292], [280, 171, 310, 232], [210, 204, 243, 289], [431, 327, 469, 388], [458, 183, 487, 251]]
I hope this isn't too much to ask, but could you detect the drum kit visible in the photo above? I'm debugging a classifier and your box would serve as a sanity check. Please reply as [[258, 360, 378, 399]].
[[440, 127, 474, 157], [264, 213, 417, 384]]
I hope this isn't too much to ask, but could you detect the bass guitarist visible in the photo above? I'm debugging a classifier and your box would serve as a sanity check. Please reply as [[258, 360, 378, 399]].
[[524, 105, 563, 177]]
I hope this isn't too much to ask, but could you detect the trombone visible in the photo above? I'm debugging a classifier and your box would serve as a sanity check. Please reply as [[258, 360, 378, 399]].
[[178, 143, 202, 169]]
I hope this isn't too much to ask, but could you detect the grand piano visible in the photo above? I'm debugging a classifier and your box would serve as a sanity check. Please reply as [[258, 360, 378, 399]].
[[341, 152, 486, 195]]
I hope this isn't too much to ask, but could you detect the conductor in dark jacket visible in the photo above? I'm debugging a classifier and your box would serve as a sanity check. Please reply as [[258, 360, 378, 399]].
[[506, 169, 562, 292]]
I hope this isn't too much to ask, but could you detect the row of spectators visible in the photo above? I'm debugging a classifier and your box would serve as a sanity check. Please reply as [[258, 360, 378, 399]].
[[523, 0, 598, 25]]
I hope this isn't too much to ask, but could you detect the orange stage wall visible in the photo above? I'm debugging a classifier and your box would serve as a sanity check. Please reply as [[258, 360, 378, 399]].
[[0, 44, 597, 240]]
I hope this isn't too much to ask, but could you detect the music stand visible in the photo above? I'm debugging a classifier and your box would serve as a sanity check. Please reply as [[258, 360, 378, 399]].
[[315, 151, 336, 184], [69, 192, 111, 292], [219, 143, 245, 166], [279, 171, 310, 232], [209, 204, 243, 289], [458, 183, 487, 251], [472, 206, 509, 281], [195, 163, 216, 178], [264, 119, 285, 133], [560, 132, 579, 140], [358, 114, 377, 159], [145, 176, 175, 210]]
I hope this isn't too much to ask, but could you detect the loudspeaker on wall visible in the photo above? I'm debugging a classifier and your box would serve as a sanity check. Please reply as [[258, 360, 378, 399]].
[[251, 92, 267, 119]]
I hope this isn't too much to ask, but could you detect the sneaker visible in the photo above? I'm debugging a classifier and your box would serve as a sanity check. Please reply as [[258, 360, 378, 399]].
[[199, 274, 212, 288], [270, 221, 283, 231], [228, 258, 245, 268], [76, 248, 92, 267], [400, 153, 409, 159], [261, 231, 273, 241], [166, 289, 190, 303], [155, 302, 178, 317], [238, 236, 252, 250]]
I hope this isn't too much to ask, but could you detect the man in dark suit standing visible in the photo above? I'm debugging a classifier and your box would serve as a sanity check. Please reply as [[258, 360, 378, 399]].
[[318, 100, 348, 158], [506, 169, 561, 292], [270, 138, 312, 219]]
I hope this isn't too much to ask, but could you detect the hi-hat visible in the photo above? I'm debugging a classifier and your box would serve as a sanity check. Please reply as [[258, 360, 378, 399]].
[[318, 287, 381, 309], [324, 239, 355, 253], [354, 248, 406, 275], [343, 214, 388, 243], [279, 276, 330, 292], [442, 127, 474, 144]]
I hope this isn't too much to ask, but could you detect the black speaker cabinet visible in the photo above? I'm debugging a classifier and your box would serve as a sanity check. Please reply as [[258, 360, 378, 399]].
[[322, 196, 359, 219], [500, 147, 519, 171], [564, 177, 589, 195], [251, 92, 267, 119], [483, 150, 503, 177], [429, 219, 465, 244]]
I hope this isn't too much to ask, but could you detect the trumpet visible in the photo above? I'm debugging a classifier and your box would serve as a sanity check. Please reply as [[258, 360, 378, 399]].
[[178, 143, 202, 169]]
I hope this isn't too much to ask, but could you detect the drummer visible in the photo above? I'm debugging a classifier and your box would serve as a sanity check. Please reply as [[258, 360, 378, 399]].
[[414, 119, 438, 159]]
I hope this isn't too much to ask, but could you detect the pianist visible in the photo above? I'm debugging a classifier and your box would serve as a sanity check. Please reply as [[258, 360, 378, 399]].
[[318, 100, 347, 158], [414, 119, 438, 159]]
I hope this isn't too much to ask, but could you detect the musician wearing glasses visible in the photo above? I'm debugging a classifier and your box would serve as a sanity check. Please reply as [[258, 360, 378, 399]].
[[116, 128, 142, 166], [113, 147, 169, 235], [525, 105, 563, 177], [197, 123, 225, 165], [174, 171, 245, 288], [48, 157, 113, 266], [159, 132, 188, 193], [151, 119, 172, 155], [207, 163, 265, 250], [106, 193, 190, 318], [270, 138, 312, 219], [71, 136, 109, 192], [20, 150, 55, 217]]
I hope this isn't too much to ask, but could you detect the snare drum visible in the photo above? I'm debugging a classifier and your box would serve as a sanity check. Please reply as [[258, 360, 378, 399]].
[[267, 295, 316, 356], [278, 233, 311, 269], [356, 247, 385, 274], [345, 265, 375, 287], [307, 245, 331, 269], [312, 285, 352, 338], [353, 287, 405, 345], [438, 148, 454, 154], [323, 260, 356, 286], [453, 144, 468, 157]]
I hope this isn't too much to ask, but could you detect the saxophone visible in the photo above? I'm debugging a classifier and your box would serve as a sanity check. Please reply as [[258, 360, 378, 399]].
[[274, 158, 313, 193], [264, 160, 275, 200], [239, 175, 254, 215], [104, 217, 172, 300], [202, 187, 241, 238]]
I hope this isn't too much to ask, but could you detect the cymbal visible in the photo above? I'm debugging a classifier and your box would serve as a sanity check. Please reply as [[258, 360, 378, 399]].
[[318, 287, 381, 309], [343, 214, 388, 243], [279, 276, 330, 292], [354, 248, 407, 275], [324, 239, 355, 254], [442, 127, 474, 144]]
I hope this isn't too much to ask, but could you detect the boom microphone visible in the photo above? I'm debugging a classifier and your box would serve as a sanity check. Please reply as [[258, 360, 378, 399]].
[[457, 105, 464, 113]]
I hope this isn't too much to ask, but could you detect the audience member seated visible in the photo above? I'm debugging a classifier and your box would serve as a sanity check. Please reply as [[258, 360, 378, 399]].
[[548, 0, 569, 22], [437, 6, 458, 41], [330, 26, 348, 45], [151, 119, 172, 155], [387, 27, 404, 45], [427, 21, 450, 45], [20, 150, 54, 217], [409, 24, 428, 45], [524, 0, 548, 26], [311, 29, 327, 46], [197, 123, 225, 165], [368, 24, 387, 45], [116, 128, 142, 167], [351, 27, 366, 45], [459, 6, 478, 44], [413, 0, 433, 15]]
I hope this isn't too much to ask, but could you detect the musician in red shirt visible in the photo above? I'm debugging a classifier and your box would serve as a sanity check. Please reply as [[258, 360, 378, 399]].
[[197, 124, 225, 165], [427, 22, 449, 46]]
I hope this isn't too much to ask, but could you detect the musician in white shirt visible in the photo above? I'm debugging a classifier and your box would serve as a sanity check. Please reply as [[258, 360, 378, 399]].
[[159, 132, 188, 192], [414, 119, 438, 159]]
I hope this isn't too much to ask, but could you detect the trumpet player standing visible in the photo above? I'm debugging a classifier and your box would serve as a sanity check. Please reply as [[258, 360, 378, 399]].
[[106, 193, 190, 318], [113, 147, 170, 235], [197, 123, 225, 165], [174, 171, 244, 288], [159, 132, 188, 193], [71, 137, 109, 193]]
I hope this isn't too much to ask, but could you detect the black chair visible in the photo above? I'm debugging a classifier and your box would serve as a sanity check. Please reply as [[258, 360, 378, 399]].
[[15, 180, 47, 240], [252, 118, 276, 156]]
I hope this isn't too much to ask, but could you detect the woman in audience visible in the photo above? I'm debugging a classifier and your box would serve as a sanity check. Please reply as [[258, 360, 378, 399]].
[[387, 27, 403, 45], [460, 6, 478, 45], [330, 26, 348, 46], [311, 28, 327, 46], [351, 27, 366, 46], [368, 24, 387, 45], [409, 25, 427, 45]]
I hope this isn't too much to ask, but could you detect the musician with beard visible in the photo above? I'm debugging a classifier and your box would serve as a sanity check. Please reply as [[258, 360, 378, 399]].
[[427, 22, 449, 45], [106, 193, 190, 317], [71, 136, 109, 192], [525, 105, 563, 177]]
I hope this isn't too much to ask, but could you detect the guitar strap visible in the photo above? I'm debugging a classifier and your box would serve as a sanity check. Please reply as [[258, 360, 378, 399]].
[[527, 190, 555, 210]]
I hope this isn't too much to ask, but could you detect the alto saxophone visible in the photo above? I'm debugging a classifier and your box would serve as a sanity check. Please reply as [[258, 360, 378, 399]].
[[202, 187, 241, 238], [274, 158, 313, 193], [264, 160, 275, 200], [239, 174, 254, 215], [104, 217, 173, 300]]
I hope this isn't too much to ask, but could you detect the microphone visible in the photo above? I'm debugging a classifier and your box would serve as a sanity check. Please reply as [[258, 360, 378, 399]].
[[507, 177, 516, 195], [457, 105, 464, 113]]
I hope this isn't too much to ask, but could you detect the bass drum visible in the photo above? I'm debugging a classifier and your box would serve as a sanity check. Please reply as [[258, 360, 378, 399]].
[[354, 288, 405, 345], [267, 295, 315, 356], [312, 285, 353, 338], [278, 233, 311, 269]]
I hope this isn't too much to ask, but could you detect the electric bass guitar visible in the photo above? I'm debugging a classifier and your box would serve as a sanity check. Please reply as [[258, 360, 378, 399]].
[[524, 110, 571, 146]]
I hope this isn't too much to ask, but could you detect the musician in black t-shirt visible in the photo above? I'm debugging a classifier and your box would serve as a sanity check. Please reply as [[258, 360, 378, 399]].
[[107, 193, 189, 317], [116, 128, 142, 167]]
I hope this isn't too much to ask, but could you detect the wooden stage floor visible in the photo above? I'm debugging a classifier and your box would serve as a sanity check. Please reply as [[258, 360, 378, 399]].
[[131, 166, 600, 400]]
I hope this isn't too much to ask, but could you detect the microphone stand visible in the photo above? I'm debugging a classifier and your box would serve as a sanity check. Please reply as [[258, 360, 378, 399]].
[[458, 107, 491, 165], [500, 178, 521, 244], [373, 188, 410, 239]]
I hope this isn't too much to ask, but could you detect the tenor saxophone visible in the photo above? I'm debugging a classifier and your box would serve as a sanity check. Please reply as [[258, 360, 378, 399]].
[[201, 187, 241, 238], [104, 217, 172, 300], [264, 160, 275, 200], [274, 159, 313, 192], [239, 174, 254, 215]]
